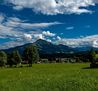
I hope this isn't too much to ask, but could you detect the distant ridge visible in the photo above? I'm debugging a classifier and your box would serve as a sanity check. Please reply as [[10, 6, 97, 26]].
[[1, 39, 75, 54]]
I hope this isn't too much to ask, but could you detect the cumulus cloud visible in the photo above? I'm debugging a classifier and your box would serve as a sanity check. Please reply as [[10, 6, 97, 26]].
[[24, 34, 32, 41], [33, 31, 56, 40], [5, 0, 98, 15], [34, 34, 44, 40], [93, 40, 98, 48], [42, 31, 55, 37]]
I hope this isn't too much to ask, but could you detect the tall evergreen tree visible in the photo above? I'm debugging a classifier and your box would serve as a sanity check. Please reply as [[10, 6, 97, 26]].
[[0, 51, 7, 67]]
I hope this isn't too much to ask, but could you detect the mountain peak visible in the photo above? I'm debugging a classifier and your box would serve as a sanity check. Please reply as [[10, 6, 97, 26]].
[[35, 39, 52, 45], [36, 39, 46, 42]]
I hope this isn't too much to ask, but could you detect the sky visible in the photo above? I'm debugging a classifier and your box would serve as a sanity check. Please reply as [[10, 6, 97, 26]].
[[0, 0, 98, 49]]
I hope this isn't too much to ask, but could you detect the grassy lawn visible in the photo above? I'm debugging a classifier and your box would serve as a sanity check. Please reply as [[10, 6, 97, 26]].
[[0, 63, 98, 91]]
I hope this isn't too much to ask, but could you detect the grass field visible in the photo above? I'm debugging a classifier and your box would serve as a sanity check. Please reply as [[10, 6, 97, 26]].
[[0, 63, 98, 91]]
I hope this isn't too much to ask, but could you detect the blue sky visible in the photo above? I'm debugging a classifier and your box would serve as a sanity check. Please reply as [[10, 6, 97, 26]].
[[0, 0, 98, 49]]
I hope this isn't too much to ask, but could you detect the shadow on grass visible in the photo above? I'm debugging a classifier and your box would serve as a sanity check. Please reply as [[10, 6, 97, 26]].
[[82, 67, 98, 69], [82, 67, 91, 69]]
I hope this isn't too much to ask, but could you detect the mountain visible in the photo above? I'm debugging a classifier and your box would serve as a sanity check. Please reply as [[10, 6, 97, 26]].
[[2, 39, 75, 54], [58, 44, 75, 53], [34, 39, 74, 54]]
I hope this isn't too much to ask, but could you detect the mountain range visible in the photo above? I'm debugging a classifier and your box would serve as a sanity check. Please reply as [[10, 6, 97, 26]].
[[1, 39, 93, 54]]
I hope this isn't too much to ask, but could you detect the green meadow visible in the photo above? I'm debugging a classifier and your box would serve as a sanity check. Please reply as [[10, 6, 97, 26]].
[[0, 63, 98, 91]]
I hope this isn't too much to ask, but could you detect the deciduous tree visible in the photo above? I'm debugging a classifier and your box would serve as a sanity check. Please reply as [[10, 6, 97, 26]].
[[0, 51, 7, 67]]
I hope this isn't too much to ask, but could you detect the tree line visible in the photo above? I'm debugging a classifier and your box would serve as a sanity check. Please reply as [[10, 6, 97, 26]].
[[0, 45, 39, 67], [0, 45, 97, 68]]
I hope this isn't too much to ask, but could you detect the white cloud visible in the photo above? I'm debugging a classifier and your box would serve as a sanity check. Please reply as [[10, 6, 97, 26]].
[[0, 40, 35, 49], [0, 16, 61, 39], [56, 35, 98, 48], [0, 41, 23, 49], [66, 26, 74, 30], [21, 22, 61, 28], [34, 34, 44, 40], [0, 14, 4, 23], [33, 31, 56, 40], [5, 17, 61, 29], [46, 39, 52, 42], [24, 34, 32, 41], [5, 0, 98, 15], [93, 40, 98, 48], [57, 36, 61, 40], [42, 31, 55, 37], [13, 6, 23, 10]]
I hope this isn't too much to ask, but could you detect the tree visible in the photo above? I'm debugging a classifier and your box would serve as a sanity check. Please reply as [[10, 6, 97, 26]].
[[23, 45, 39, 67], [89, 48, 96, 64], [7, 53, 15, 67], [7, 50, 22, 67], [13, 50, 22, 65], [0, 51, 7, 67]]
